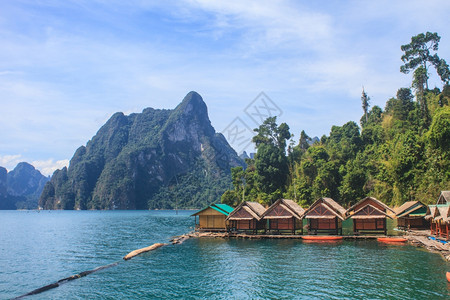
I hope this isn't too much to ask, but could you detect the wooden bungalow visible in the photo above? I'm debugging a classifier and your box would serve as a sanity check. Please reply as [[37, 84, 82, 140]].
[[435, 205, 450, 240], [191, 203, 234, 232], [425, 205, 438, 235], [394, 201, 428, 230], [261, 199, 305, 235], [426, 191, 450, 240], [302, 198, 346, 235], [346, 197, 394, 235], [226, 201, 266, 234]]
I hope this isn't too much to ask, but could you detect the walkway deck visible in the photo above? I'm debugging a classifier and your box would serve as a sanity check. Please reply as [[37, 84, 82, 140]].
[[201, 232, 389, 240]]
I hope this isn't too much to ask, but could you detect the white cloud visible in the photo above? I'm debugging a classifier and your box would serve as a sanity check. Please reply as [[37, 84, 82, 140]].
[[0, 154, 68, 176], [0, 154, 23, 171], [0, 0, 449, 159], [31, 159, 69, 176]]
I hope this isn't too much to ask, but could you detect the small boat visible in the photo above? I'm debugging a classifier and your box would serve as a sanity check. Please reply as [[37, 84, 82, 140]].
[[377, 237, 407, 243], [302, 236, 343, 241], [446, 272, 450, 283]]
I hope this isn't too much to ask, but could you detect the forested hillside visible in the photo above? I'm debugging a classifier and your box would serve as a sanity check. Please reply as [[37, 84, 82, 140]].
[[222, 32, 450, 208]]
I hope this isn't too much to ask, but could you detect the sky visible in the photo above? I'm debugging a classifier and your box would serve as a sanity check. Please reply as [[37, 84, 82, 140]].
[[1, 0, 449, 176]]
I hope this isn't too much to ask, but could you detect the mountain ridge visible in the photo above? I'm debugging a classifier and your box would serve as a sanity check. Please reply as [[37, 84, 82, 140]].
[[0, 162, 49, 209], [39, 91, 244, 210]]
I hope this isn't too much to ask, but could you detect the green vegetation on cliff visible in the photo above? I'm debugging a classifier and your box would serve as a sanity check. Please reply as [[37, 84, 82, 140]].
[[39, 92, 243, 210]]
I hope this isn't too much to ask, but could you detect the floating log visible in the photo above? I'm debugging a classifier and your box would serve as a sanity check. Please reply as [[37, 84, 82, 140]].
[[13, 262, 118, 299], [123, 243, 167, 260], [170, 233, 194, 244]]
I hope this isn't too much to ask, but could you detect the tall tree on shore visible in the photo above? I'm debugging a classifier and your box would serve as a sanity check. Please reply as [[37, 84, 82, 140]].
[[412, 66, 431, 127], [400, 32, 449, 88], [252, 117, 291, 204], [361, 87, 370, 125]]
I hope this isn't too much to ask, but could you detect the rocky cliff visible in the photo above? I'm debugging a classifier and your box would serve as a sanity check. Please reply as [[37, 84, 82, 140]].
[[39, 91, 244, 209], [0, 163, 49, 209]]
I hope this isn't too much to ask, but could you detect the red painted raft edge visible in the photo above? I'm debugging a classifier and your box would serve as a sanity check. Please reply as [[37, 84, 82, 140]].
[[446, 272, 450, 283], [377, 237, 407, 243], [302, 236, 343, 240]]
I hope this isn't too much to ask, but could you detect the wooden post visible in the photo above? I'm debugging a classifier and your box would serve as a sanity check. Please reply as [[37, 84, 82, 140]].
[[335, 217, 338, 235], [292, 217, 295, 235], [384, 218, 387, 236], [445, 223, 448, 240]]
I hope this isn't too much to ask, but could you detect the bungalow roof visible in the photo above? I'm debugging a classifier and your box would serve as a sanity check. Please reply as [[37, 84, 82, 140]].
[[437, 191, 450, 205], [191, 203, 233, 217], [350, 204, 393, 219], [395, 201, 426, 218], [437, 205, 450, 223], [303, 198, 346, 220], [346, 197, 394, 216], [226, 201, 266, 221], [261, 199, 305, 220]]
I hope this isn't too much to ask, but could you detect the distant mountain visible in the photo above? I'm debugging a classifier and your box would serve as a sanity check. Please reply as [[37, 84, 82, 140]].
[[0, 162, 49, 209], [39, 91, 244, 210], [309, 136, 320, 145], [239, 151, 256, 160]]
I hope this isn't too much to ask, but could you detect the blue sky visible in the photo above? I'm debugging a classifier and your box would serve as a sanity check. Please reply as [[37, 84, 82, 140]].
[[1, 0, 449, 175]]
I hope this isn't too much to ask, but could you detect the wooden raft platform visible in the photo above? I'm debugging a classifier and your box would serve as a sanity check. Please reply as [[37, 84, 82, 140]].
[[211, 233, 387, 240]]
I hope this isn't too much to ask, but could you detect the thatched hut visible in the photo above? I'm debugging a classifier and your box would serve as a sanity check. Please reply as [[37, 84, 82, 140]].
[[262, 199, 305, 234], [302, 198, 346, 235], [346, 197, 394, 235], [436, 205, 450, 240], [226, 201, 266, 234], [425, 205, 438, 235], [191, 203, 234, 231], [426, 191, 450, 240], [394, 201, 428, 230]]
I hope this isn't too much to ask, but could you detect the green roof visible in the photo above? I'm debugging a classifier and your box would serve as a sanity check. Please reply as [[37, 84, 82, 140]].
[[213, 204, 234, 214], [398, 205, 427, 218], [191, 203, 234, 216]]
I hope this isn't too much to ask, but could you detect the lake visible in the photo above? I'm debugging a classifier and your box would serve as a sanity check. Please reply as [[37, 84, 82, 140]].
[[0, 210, 449, 299]]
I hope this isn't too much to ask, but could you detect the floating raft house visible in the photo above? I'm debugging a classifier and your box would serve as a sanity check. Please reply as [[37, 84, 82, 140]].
[[394, 200, 428, 230], [262, 199, 305, 235], [191, 203, 234, 232], [346, 197, 394, 235], [426, 191, 450, 240], [302, 197, 346, 235], [226, 201, 266, 234]]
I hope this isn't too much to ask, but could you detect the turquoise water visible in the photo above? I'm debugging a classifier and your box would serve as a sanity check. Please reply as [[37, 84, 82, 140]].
[[0, 211, 449, 299]]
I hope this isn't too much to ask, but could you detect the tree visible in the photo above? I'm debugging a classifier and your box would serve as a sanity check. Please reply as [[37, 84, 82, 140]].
[[427, 106, 450, 151], [400, 32, 445, 89], [361, 88, 370, 125], [412, 66, 431, 127], [252, 116, 291, 152], [252, 117, 292, 204], [298, 130, 311, 151], [436, 58, 450, 84], [396, 88, 415, 119]]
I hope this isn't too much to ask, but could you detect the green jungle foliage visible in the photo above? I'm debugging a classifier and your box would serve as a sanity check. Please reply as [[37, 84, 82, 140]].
[[222, 32, 450, 209]]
